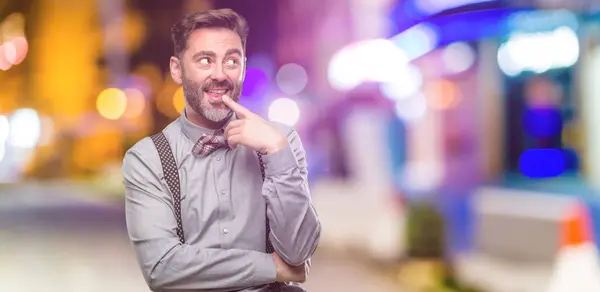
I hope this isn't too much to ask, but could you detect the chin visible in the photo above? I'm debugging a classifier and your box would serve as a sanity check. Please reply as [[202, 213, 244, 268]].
[[199, 107, 232, 122]]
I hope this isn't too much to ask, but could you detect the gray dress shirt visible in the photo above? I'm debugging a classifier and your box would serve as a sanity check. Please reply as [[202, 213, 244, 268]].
[[122, 113, 321, 292]]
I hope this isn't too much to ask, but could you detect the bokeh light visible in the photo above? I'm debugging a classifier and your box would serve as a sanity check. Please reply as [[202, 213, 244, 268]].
[[424, 79, 462, 110], [9, 37, 28, 65], [96, 88, 127, 120], [519, 148, 566, 178], [328, 39, 410, 91], [0, 44, 12, 71], [123, 88, 146, 118], [8, 108, 41, 148], [268, 97, 300, 126], [442, 42, 475, 74], [276, 63, 308, 95], [0, 12, 29, 70], [390, 23, 439, 60], [497, 26, 579, 76], [379, 64, 423, 101], [173, 87, 185, 114], [0, 115, 10, 142], [3, 41, 17, 65], [242, 67, 269, 98], [0, 115, 8, 161], [394, 93, 427, 121]]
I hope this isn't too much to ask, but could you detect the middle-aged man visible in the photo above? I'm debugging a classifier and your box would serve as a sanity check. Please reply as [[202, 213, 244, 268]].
[[122, 8, 321, 292]]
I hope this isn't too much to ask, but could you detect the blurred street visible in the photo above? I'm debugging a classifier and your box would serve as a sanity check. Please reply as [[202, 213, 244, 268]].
[[0, 184, 401, 292]]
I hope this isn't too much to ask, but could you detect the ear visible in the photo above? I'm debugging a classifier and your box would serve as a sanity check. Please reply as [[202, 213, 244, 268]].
[[170, 56, 183, 85]]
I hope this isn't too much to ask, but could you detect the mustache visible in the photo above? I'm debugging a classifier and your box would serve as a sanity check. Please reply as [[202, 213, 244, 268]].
[[202, 80, 234, 91]]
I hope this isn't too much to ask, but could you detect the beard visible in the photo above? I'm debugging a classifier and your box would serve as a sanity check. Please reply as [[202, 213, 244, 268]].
[[182, 72, 243, 123]]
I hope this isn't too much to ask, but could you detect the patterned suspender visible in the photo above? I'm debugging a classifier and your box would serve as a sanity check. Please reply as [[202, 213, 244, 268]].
[[151, 132, 185, 243]]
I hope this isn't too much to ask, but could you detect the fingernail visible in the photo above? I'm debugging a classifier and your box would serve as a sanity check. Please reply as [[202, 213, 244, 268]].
[[222, 95, 229, 101]]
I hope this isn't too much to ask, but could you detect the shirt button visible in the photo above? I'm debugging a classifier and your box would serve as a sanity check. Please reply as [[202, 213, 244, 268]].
[[216, 157, 221, 161], [223, 228, 229, 234], [220, 190, 226, 195]]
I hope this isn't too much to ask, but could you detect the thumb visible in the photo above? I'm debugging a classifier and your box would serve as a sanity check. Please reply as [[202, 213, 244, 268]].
[[222, 95, 251, 118]]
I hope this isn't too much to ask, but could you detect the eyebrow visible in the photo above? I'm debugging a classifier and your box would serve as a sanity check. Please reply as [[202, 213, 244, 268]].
[[192, 50, 216, 60], [192, 49, 242, 60], [225, 48, 242, 57]]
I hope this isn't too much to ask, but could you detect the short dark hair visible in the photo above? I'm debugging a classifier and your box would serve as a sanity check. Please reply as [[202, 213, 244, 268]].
[[171, 8, 249, 57]]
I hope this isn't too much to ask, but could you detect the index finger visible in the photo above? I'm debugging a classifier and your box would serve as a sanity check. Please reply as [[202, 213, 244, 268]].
[[222, 95, 252, 118]]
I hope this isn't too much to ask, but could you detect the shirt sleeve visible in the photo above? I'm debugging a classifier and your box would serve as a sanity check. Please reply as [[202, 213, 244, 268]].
[[123, 143, 277, 291], [260, 129, 322, 266]]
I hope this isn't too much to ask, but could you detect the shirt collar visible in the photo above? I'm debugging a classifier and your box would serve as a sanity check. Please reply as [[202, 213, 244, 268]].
[[179, 109, 236, 143]]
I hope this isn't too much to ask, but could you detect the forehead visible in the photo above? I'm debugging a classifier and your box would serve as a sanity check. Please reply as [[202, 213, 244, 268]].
[[185, 27, 243, 57]]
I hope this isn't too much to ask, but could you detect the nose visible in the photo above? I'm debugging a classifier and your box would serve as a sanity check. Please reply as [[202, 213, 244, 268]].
[[211, 63, 227, 81]]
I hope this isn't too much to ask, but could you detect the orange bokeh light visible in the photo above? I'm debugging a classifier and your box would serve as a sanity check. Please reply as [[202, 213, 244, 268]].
[[424, 79, 462, 110]]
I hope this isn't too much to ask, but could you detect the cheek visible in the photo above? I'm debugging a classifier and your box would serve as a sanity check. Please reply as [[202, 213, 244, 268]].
[[226, 72, 243, 84], [185, 66, 210, 82]]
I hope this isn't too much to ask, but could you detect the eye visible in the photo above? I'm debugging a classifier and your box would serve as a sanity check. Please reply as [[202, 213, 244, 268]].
[[199, 58, 210, 65], [225, 59, 237, 66]]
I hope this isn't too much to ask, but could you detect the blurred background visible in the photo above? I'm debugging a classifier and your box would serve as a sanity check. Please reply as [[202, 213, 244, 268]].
[[1, 0, 600, 291]]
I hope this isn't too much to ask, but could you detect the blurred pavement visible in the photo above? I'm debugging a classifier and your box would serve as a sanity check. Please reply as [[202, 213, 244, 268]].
[[0, 183, 401, 292]]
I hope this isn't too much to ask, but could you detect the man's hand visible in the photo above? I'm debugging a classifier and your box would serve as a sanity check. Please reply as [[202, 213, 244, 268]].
[[222, 95, 288, 154], [272, 252, 309, 283]]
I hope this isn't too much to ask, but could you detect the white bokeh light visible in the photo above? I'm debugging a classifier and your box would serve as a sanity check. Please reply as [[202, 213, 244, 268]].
[[0, 115, 10, 142], [328, 39, 409, 91], [394, 93, 427, 122], [497, 42, 521, 76], [442, 42, 476, 74], [497, 26, 579, 76], [362, 39, 410, 83], [379, 63, 423, 101], [328, 44, 365, 91], [276, 63, 308, 95], [8, 108, 41, 148], [268, 98, 300, 126], [0, 115, 9, 161]]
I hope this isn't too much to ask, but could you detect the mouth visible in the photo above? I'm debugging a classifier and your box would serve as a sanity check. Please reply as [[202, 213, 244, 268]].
[[204, 88, 230, 101]]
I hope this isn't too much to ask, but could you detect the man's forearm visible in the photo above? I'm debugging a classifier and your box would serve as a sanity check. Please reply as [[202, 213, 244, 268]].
[[263, 171, 321, 266], [261, 137, 321, 266], [136, 242, 276, 291]]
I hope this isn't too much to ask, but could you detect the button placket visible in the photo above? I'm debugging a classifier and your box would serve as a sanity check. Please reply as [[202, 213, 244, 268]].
[[214, 148, 233, 247]]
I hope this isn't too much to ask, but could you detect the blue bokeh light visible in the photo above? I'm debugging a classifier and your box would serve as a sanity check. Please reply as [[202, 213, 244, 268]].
[[519, 148, 566, 178]]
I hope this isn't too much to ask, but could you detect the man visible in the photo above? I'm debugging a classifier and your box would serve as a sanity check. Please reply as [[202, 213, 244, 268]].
[[122, 8, 321, 292]]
